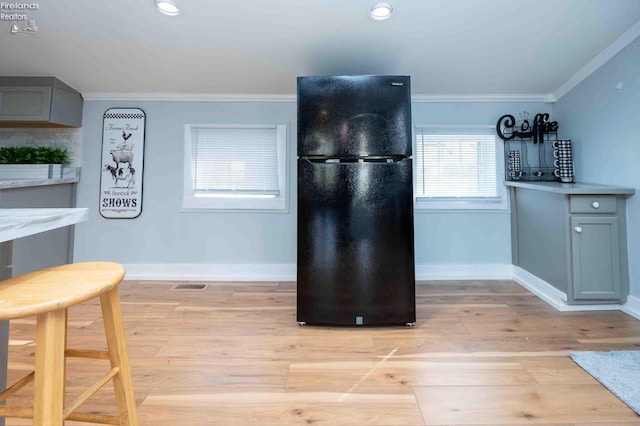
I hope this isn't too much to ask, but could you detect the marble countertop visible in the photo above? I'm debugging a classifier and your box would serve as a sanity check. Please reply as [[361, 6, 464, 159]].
[[505, 180, 636, 195], [0, 208, 88, 243], [0, 177, 80, 189], [0, 167, 80, 189]]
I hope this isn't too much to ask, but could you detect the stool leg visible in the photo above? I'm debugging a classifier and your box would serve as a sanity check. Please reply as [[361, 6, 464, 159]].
[[34, 308, 67, 426], [100, 288, 138, 426]]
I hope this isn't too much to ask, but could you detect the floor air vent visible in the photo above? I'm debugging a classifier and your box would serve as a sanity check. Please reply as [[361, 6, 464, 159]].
[[171, 283, 208, 291]]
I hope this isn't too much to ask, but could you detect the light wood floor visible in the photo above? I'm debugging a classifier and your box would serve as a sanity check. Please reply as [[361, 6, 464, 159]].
[[5, 279, 640, 425]]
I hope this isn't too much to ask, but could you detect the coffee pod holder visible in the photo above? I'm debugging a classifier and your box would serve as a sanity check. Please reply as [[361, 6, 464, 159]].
[[552, 141, 574, 183], [497, 112, 573, 183]]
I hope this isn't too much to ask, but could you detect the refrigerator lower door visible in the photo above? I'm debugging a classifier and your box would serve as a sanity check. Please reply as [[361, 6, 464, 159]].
[[297, 158, 416, 325]]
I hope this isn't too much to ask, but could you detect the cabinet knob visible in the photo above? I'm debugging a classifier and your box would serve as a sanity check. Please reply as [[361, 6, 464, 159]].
[[575, 226, 583, 233], [592, 201, 600, 209]]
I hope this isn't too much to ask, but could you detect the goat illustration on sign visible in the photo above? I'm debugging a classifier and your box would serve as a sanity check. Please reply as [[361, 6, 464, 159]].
[[104, 131, 136, 188]]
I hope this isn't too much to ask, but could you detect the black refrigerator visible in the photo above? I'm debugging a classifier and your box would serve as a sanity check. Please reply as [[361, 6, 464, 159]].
[[297, 75, 416, 326]]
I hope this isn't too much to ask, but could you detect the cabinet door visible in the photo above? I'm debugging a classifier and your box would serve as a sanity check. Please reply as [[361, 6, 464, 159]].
[[0, 86, 52, 121], [571, 216, 621, 300]]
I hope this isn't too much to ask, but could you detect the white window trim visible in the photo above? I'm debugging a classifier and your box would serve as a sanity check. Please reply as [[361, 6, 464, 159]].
[[182, 124, 288, 211], [413, 125, 507, 211]]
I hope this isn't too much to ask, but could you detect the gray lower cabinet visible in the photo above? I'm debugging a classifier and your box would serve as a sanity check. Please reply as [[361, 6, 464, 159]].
[[0, 183, 77, 275], [510, 184, 632, 305], [567, 194, 627, 301], [0, 242, 11, 426], [570, 215, 621, 300], [0, 183, 76, 425]]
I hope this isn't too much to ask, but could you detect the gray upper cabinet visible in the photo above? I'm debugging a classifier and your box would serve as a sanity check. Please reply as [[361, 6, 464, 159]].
[[0, 77, 83, 127]]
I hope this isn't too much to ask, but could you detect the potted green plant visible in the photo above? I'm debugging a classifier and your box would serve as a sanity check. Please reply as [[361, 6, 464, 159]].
[[0, 146, 70, 179]]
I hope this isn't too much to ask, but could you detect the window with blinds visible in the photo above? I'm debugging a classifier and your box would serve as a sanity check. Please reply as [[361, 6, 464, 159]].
[[183, 124, 287, 210], [414, 127, 506, 209]]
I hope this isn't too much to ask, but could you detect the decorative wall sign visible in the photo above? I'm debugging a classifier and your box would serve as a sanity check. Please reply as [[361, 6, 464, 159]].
[[496, 112, 558, 144], [499, 111, 561, 182], [99, 108, 145, 219]]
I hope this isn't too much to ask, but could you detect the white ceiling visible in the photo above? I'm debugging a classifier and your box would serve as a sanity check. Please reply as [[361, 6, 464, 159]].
[[1, 0, 640, 98]]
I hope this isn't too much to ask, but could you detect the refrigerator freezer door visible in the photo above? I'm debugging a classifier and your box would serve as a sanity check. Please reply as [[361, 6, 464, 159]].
[[297, 158, 416, 325], [297, 75, 412, 158]]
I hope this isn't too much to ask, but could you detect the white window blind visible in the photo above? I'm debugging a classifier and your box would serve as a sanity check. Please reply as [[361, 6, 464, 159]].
[[183, 124, 287, 211], [415, 127, 504, 208], [190, 125, 279, 197]]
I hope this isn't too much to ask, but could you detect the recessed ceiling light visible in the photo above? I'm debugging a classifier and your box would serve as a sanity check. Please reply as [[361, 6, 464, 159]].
[[155, 0, 182, 16], [370, 3, 393, 21]]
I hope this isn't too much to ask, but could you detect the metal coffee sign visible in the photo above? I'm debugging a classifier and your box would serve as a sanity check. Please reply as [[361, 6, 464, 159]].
[[496, 112, 558, 144], [99, 108, 145, 219]]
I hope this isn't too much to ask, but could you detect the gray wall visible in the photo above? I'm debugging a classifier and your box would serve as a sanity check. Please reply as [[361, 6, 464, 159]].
[[553, 36, 640, 299], [75, 100, 297, 266], [73, 98, 550, 277], [411, 101, 552, 268]]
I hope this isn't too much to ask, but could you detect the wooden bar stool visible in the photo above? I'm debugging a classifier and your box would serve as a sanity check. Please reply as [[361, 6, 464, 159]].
[[0, 261, 138, 426]]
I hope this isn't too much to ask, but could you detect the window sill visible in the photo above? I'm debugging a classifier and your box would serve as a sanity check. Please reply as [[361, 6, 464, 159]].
[[182, 196, 287, 211], [414, 199, 508, 211]]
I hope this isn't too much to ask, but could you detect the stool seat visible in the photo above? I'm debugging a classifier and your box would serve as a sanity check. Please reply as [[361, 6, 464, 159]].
[[0, 261, 124, 320], [0, 261, 138, 426]]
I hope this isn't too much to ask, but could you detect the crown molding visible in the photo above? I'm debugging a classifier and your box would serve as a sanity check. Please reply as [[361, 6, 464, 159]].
[[81, 93, 298, 102], [82, 92, 550, 103], [551, 18, 640, 102], [411, 94, 549, 103]]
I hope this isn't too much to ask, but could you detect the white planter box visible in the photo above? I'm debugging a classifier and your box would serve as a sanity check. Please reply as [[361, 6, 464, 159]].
[[0, 164, 63, 179]]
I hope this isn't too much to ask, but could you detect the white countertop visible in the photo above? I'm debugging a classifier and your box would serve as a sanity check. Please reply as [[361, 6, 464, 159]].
[[0, 167, 80, 189], [0, 176, 80, 189], [0, 208, 88, 243], [505, 180, 636, 195]]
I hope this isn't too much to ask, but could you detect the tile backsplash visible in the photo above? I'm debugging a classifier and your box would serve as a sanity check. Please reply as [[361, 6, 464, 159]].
[[0, 128, 82, 166]]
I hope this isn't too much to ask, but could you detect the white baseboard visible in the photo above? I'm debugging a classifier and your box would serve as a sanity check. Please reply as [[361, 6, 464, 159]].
[[512, 266, 568, 310], [123, 262, 513, 282], [513, 266, 622, 312], [123, 263, 296, 282], [122, 262, 637, 316], [415, 263, 513, 280], [622, 295, 640, 320]]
